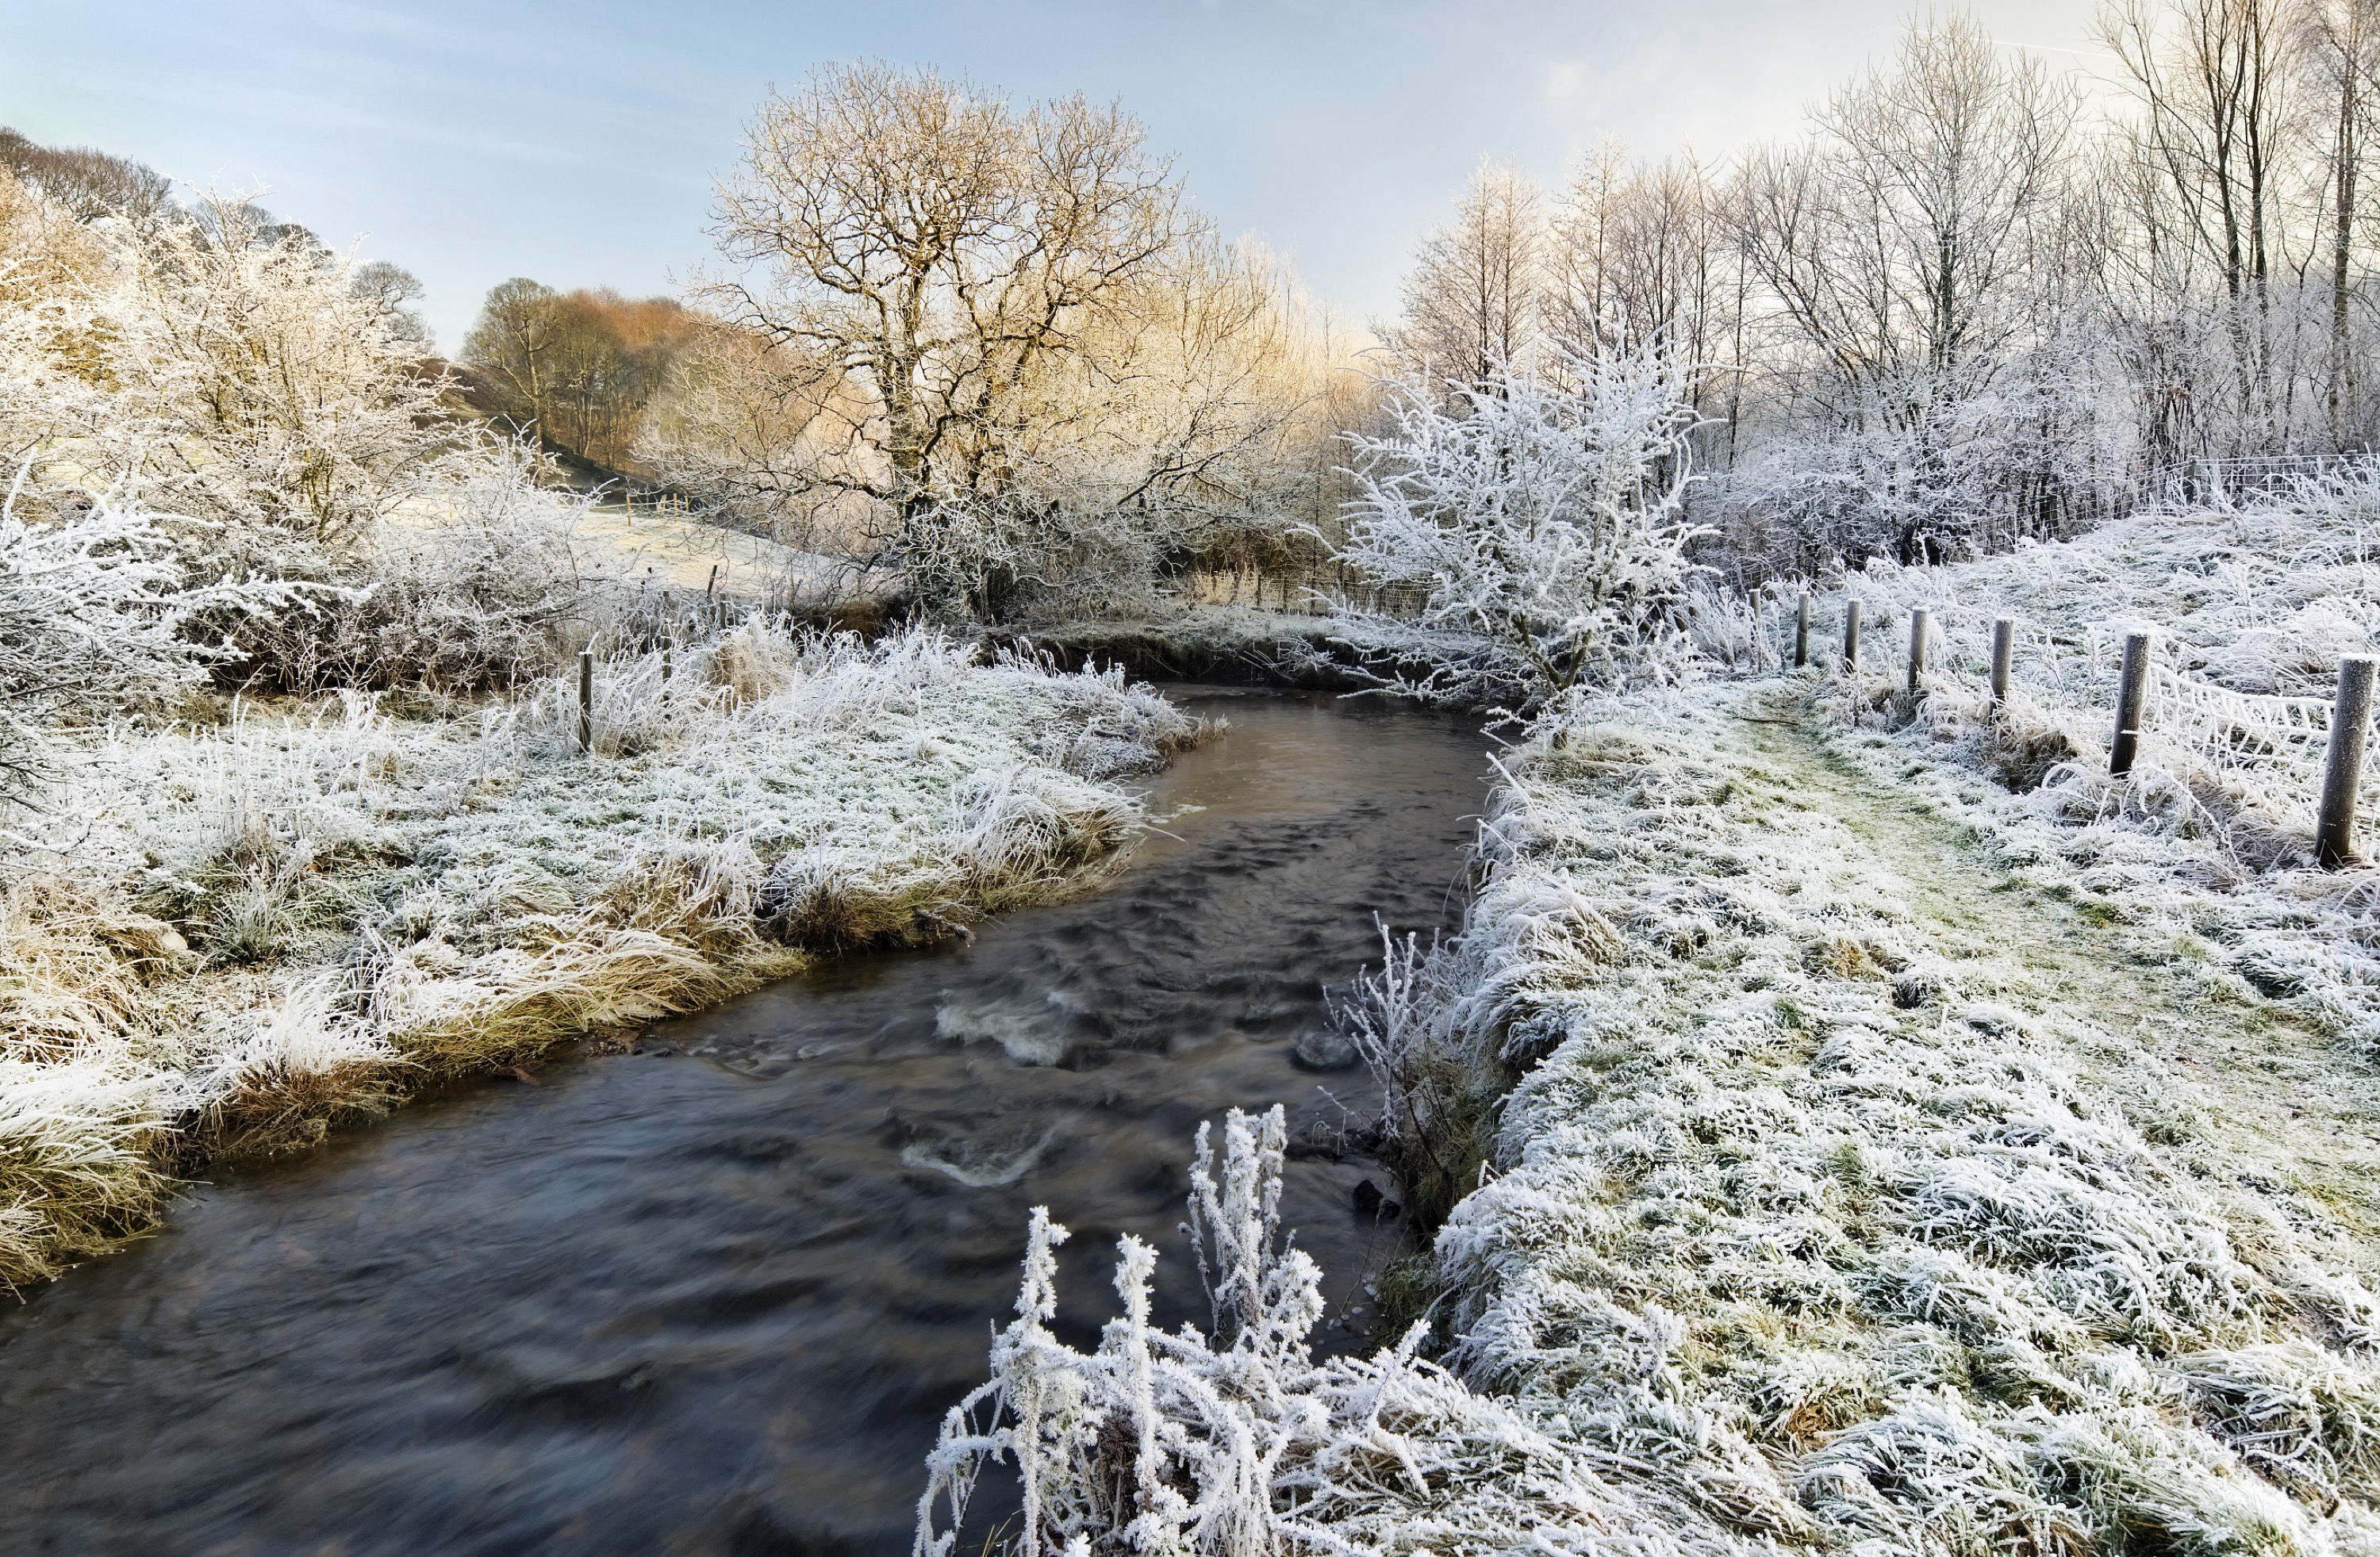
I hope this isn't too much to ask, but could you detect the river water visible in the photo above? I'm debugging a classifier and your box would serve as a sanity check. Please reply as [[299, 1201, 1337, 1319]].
[[0, 689, 1488, 1557]]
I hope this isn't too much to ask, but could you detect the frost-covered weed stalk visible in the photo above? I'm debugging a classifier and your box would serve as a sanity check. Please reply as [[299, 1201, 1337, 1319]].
[[1795, 489, 2380, 1055], [1326, 346, 1707, 711], [0, 625, 1201, 1287], [918, 1106, 1744, 1557]]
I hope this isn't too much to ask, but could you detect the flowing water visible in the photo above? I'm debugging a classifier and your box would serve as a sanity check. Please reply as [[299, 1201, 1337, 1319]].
[[0, 689, 1489, 1557]]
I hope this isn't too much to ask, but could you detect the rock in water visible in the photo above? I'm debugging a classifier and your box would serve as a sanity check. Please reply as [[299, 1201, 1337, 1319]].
[[1291, 1030, 1359, 1072]]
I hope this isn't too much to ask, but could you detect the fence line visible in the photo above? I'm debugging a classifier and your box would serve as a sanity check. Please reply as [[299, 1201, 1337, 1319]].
[[1802, 593, 2379, 853]]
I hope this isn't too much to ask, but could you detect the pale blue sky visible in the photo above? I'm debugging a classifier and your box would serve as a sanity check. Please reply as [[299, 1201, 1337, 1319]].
[[4, 1, 2104, 352]]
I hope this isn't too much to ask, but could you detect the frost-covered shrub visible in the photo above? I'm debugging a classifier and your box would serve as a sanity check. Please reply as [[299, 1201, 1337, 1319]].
[[0, 468, 302, 806], [0, 187, 451, 558], [219, 441, 593, 693], [0, 169, 591, 704], [0, 481, 193, 747], [1326, 345, 1707, 712], [1330, 922, 1507, 1227]]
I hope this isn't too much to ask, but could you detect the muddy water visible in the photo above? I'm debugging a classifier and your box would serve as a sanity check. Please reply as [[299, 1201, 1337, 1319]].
[[0, 689, 1488, 1557]]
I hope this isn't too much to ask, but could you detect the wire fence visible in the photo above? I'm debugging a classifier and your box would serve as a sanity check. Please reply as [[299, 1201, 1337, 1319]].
[[1793, 596, 2379, 839]]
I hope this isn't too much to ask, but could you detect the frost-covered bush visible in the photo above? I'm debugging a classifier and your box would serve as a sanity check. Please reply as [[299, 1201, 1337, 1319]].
[[217, 439, 593, 693], [0, 466, 303, 806], [0, 172, 589, 702], [1330, 922, 1508, 1227], [0, 186, 451, 560], [1326, 345, 1707, 712]]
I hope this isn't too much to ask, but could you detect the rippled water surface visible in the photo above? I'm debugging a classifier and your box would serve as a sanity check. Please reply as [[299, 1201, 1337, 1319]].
[[0, 689, 1488, 1556]]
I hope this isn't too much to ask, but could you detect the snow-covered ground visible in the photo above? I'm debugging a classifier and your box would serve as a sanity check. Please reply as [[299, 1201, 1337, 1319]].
[[0, 624, 1201, 1289]]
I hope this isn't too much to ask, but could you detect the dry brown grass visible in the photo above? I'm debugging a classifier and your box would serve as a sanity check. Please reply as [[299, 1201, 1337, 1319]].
[[0, 877, 188, 1288], [0, 876, 186, 1061]]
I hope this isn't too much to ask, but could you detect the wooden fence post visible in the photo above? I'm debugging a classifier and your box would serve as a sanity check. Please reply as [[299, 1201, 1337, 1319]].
[[2109, 631, 2152, 777], [2317, 655, 2378, 869], [1842, 600, 1862, 673], [578, 650, 594, 755], [1795, 593, 1810, 668], [1907, 608, 1930, 692], [1990, 618, 2015, 708]]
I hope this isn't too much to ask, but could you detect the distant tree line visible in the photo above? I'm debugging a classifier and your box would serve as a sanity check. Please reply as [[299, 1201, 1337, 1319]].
[[1392, 1, 2380, 577], [458, 281, 702, 475]]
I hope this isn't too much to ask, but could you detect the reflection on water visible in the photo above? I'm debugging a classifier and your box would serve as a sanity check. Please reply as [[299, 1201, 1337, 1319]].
[[0, 689, 1488, 1556]]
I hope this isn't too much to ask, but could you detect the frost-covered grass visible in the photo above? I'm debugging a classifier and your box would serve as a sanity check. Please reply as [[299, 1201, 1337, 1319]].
[[1426, 690, 2380, 1553], [1787, 497, 2380, 1059], [936, 672, 2380, 1555], [0, 623, 1202, 1289]]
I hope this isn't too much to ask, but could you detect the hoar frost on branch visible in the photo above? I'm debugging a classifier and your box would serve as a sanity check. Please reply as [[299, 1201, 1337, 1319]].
[[0, 461, 305, 807], [1328, 345, 1708, 713], [0, 185, 452, 571], [0, 167, 561, 700]]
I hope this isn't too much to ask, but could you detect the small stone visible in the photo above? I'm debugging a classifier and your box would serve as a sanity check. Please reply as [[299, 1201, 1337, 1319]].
[[1353, 1179, 1401, 1219], [1291, 1030, 1360, 1072]]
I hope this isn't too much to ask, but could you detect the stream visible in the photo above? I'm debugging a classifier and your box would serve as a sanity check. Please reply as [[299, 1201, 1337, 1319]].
[[0, 688, 1489, 1556]]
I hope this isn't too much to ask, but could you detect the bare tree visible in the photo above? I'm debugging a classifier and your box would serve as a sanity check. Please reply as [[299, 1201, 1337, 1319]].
[[1395, 159, 1544, 391], [463, 278, 565, 440], [2297, 0, 2380, 437], [1545, 137, 1630, 359], [463, 286, 700, 471], [2101, 0, 2318, 442], [1724, 13, 2084, 561], [1736, 13, 2078, 395], [691, 60, 1202, 613], [1546, 144, 1745, 454], [350, 260, 430, 350]]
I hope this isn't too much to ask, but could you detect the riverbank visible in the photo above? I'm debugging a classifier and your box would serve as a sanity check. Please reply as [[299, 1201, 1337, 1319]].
[[1420, 677, 2380, 1551], [0, 625, 1203, 1289], [0, 688, 1491, 1554], [983, 604, 1482, 696], [928, 658, 2380, 1555]]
